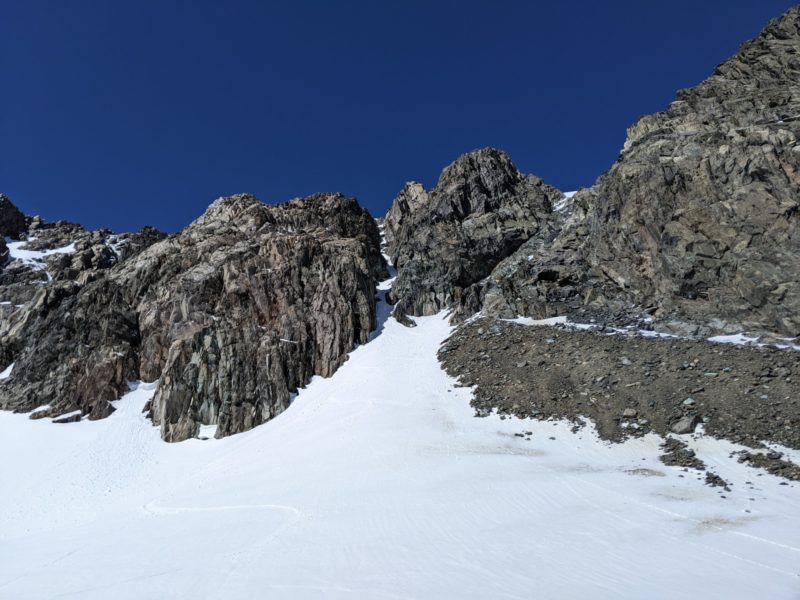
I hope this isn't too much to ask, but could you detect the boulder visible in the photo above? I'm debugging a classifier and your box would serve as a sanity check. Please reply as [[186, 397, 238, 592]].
[[671, 415, 701, 435]]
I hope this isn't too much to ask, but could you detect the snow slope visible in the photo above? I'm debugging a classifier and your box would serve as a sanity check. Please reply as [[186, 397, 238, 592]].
[[5, 238, 76, 267], [0, 362, 13, 380], [1, 278, 799, 599], [4, 237, 77, 281]]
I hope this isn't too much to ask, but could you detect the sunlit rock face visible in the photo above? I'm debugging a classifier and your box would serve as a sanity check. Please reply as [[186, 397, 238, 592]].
[[566, 5, 799, 335], [388, 7, 800, 337], [384, 147, 562, 321], [0, 192, 387, 441]]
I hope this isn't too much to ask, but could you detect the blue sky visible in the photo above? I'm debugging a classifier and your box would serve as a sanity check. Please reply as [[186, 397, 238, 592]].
[[2, 0, 796, 232]]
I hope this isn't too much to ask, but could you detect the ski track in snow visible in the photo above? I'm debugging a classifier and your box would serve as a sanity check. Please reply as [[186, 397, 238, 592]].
[[1, 273, 799, 599]]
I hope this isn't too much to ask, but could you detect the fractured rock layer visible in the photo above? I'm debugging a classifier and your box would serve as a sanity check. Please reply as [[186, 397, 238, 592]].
[[385, 148, 562, 320], [388, 7, 800, 339], [0, 193, 386, 440], [577, 5, 800, 335]]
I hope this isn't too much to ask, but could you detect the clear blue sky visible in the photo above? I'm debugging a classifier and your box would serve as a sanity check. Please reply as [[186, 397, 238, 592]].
[[2, 0, 796, 232]]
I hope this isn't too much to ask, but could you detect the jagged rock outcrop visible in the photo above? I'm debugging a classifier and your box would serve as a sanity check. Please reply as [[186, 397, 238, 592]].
[[0, 194, 27, 238], [0, 194, 166, 309], [0, 192, 387, 441], [397, 6, 800, 338], [0, 195, 167, 419], [452, 194, 614, 322], [573, 5, 800, 336], [384, 148, 563, 320], [134, 193, 386, 440]]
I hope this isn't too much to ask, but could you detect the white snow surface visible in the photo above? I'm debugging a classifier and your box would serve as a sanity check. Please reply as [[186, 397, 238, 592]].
[[507, 315, 569, 326], [508, 315, 800, 350], [0, 362, 13, 380], [6, 238, 76, 264], [104, 235, 126, 259], [553, 190, 578, 212], [4, 237, 77, 281], [709, 332, 800, 352], [52, 409, 82, 421], [708, 333, 761, 346], [1, 280, 800, 598]]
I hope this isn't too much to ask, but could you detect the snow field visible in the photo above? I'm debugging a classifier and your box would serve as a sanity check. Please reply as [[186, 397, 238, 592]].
[[0, 283, 798, 599]]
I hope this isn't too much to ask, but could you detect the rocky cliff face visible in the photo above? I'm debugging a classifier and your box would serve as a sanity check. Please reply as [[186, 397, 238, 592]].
[[4, 6, 799, 445], [384, 148, 563, 320], [0, 196, 166, 417], [0, 195, 26, 238], [452, 195, 606, 323], [576, 5, 800, 336], [375, 5, 800, 478], [388, 6, 800, 339], [0, 193, 387, 441]]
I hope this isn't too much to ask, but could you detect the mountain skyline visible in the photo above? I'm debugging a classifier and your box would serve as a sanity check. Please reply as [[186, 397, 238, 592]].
[[2, 0, 797, 232]]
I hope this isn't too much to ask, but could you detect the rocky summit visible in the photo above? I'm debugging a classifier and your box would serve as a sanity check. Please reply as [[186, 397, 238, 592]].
[[576, 5, 800, 336], [388, 6, 800, 341], [0, 193, 386, 441], [385, 148, 562, 321], [380, 5, 800, 469]]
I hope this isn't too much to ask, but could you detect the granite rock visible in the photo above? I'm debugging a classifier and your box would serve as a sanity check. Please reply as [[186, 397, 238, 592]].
[[0, 192, 386, 441]]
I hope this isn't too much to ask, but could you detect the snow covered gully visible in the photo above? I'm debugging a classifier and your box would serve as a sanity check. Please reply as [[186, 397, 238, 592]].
[[0, 276, 798, 599]]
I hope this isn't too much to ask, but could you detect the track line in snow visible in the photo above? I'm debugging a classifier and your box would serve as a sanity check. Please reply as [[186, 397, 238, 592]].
[[143, 500, 301, 518]]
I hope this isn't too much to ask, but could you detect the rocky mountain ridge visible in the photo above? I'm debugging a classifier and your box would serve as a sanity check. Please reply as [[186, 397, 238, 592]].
[[388, 5, 800, 342], [383, 5, 800, 468], [384, 148, 562, 322], [2, 5, 799, 456], [0, 192, 386, 440]]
